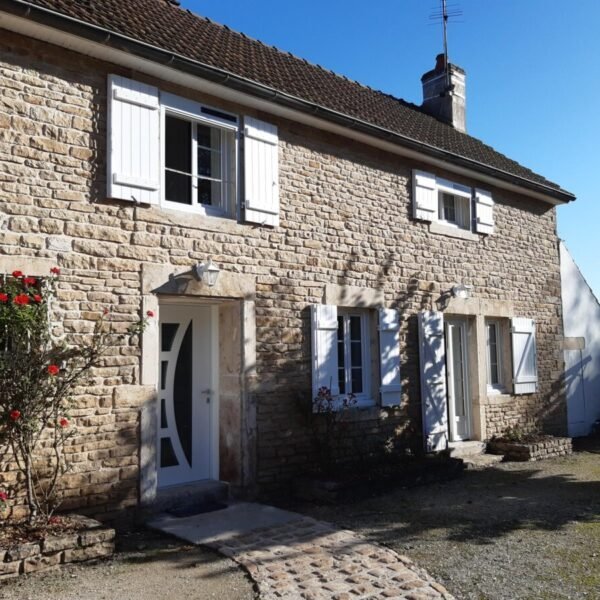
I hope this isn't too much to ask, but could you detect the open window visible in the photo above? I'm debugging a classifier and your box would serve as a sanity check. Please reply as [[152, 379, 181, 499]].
[[412, 169, 494, 235], [164, 114, 236, 217]]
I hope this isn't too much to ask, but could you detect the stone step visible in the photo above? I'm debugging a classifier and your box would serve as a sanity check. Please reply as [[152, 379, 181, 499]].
[[145, 480, 230, 517], [448, 440, 487, 458]]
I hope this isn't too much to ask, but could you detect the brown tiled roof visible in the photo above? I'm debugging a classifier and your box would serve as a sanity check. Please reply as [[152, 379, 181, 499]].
[[5, 0, 574, 200]]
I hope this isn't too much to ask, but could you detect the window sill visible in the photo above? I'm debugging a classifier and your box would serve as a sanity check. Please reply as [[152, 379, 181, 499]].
[[136, 203, 245, 234], [429, 221, 480, 242]]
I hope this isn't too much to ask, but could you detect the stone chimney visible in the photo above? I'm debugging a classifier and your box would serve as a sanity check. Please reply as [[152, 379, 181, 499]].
[[421, 54, 466, 133]]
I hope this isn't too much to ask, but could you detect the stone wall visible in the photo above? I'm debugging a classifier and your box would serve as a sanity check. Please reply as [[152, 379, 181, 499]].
[[0, 516, 114, 580], [0, 29, 566, 509]]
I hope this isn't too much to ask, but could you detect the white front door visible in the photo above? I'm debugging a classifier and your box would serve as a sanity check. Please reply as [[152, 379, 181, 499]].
[[158, 304, 218, 488], [445, 319, 472, 441]]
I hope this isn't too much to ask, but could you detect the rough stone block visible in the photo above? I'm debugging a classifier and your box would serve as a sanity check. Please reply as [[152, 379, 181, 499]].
[[63, 541, 114, 563], [79, 528, 115, 547], [24, 552, 62, 573]]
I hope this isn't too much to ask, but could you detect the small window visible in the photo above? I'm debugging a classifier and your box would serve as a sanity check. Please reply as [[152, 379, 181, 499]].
[[336, 311, 369, 399], [164, 114, 236, 217], [486, 320, 504, 391], [439, 192, 471, 230]]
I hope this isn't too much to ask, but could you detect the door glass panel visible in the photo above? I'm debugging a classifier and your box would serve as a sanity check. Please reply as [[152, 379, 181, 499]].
[[160, 360, 168, 390], [161, 323, 179, 352], [174, 322, 193, 466], [160, 437, 178, 467], [337, 316, 345, 394], [452, 327, 466, 417], [160, 398, 168, 428]]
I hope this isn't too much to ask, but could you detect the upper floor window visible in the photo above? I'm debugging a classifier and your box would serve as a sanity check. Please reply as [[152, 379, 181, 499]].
[[108, 74, 279, 227], [412, 169, 494, 235], [439, 191, 471, 230], [164, 114, 236, 217]]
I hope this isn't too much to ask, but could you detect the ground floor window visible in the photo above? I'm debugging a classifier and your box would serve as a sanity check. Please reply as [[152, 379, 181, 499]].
[[337, 311, 370, 399]]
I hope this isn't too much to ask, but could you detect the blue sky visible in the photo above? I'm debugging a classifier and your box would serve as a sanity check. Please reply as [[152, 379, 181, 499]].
[[184, 0, 599, 296]]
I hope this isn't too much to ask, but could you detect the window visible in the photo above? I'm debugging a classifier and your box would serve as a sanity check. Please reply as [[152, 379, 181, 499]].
[[164, 114, 236, 216], [336, 311, 369, 398], [438, 191, 471, 230], [412, 170, 494, 235], [486, 320, 504, 391]]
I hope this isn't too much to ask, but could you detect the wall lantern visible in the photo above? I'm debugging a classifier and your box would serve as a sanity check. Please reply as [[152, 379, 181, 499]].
[[451, 283, 473, 299], [192, 258, 220, 287]]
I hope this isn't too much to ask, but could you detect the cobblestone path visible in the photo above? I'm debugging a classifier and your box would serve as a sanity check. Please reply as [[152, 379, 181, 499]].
[[209, 516, 454, 600]]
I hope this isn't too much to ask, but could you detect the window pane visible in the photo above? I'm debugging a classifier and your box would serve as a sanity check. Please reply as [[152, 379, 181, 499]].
[[442, 193, 456, 222], [165, 116, 191, 173], [350, 341, 362, 367], [351, 368, 363, 394], [349, 316, 361, 340], [338, 369, 345, 395], [197, 124, 221, 150], [197, 178, 221, 207], [166, 171, 192, 205], [197, 148, 222, 179]]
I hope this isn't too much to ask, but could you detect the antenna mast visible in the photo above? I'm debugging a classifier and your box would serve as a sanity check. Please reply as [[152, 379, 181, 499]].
[[441, 0, 450, 87], [430, 0, 463, 89]]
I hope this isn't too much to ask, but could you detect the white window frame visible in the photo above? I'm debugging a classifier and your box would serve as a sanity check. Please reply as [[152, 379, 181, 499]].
[[485, 319, 505, 393], [160, 92, 239, 218], [437, 177, 472, 230], [337, 310, 373, 407]]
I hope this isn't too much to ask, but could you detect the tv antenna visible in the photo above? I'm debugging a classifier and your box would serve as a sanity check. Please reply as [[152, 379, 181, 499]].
[[429, 0, 463, 88]]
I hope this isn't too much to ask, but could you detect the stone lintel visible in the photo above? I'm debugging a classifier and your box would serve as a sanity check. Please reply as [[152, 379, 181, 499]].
[[324, 284, 384, 308]]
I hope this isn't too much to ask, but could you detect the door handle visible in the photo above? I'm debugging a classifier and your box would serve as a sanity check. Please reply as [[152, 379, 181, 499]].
[[202, 389, 211, 404]]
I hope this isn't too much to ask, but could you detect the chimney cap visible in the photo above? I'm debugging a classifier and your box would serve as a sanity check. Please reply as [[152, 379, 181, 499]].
[[421, 53, 465, 83]]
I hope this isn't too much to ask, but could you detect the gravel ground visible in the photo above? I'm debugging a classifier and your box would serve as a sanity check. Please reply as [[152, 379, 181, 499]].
[[293, 438, 600, 600], [0, 529, 257, 600]]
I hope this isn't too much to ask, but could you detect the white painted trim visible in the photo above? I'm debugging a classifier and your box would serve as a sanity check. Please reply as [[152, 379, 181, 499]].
[[209, 304, 220, 480], [0, 12, 568, 206]]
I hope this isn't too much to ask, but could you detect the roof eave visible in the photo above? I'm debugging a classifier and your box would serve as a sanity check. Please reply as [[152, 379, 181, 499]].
[[0, 0, 576, 205]]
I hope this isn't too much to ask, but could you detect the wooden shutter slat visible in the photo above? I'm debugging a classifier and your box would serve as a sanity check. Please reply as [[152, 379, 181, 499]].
[[244, 116, 279, 227], [511, 317, 538, 394], [311, 304, 339, 411], [475, 188, 494, 234], [418, 311, 449, 452], [378, 308, 401, 407], [412, 170, 438, 221], [107, 75, 160, 204]]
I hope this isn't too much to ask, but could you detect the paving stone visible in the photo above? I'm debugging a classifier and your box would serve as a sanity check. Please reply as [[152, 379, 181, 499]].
[[158, 511, 453, 599]]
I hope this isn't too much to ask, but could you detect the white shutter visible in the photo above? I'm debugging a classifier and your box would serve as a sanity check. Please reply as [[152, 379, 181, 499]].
[[378, 308, 401, 407], [244, 116, 279, 227], [107, 75, 160, 204], [474, 188, 494, 234], [418, 311, 449, 452], [412, 170, 438, 222], [511, 317, 538, 394], [311, 304, 339, 411]]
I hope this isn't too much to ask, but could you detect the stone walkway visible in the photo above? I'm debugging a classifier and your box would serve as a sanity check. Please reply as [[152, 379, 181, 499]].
[[151, 504, 454, 600]]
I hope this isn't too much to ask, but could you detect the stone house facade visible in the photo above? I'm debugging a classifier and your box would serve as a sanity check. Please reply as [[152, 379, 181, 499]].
[[0, 0, 575, 517]]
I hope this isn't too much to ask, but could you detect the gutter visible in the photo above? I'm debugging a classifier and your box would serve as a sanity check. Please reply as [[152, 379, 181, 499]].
[[0, 0, 576, 204]]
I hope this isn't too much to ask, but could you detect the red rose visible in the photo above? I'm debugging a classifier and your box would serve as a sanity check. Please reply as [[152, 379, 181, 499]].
[[13, 294, 30, 306], [0, 492, 7, 502], [0, 293, 8, 303], [50, 267, 60, 275], [146, 310, 154, 318], [9, 410, 21, 421], [23, 276, 36, 286], [47, 365, 60, 376], [103, 308, 109, 316], [59, 418, 69, 428], [33, 294, 42, 303], [11, 270, 23, 278]]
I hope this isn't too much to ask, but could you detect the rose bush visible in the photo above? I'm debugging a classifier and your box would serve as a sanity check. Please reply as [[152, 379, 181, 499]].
[[0, 268, 147, 524]]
